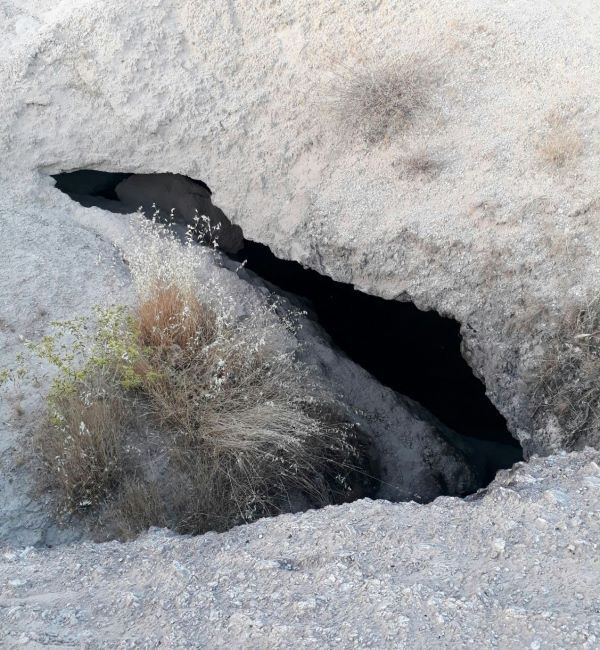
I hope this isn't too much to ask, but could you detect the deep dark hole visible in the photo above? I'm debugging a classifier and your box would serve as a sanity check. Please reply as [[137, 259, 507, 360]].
[[54, 170, 132, 203], [54, 170, 213, 200], [232, 241, 519, 446], [52, 170, 523, 474]]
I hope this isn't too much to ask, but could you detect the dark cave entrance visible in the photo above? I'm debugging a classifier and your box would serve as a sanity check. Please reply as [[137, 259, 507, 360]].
[[52, 170, 523, 487], [232, 241, 518, 447], [53, 170, 133, 207]]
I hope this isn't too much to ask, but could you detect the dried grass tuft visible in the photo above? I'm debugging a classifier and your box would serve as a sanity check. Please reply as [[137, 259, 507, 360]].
[[37, 392, 127, 510], [135, 284, 216, 350], [33, 217, 368, 539], [538, 114, 583, 168], [98, 479, 167, 541], [531, 295, 600, 446], [326, 57, 426, 143], [393, 149, 442, 179]]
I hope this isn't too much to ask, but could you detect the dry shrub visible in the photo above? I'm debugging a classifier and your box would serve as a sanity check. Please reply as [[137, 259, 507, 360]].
[[393, 149, 442, 179], [37, 390, 127, 510], [538, 112, 583, 168], [137, 283, 364, 532], [326, 57, 426, 143], [539, 130, 583, 167], [135, 283, 216, 350], [33, 218, 368, 539], [99, 479, 167, 541], [531, 296, 600, 446]]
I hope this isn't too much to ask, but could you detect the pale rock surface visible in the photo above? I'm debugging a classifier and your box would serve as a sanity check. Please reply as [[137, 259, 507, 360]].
[[0, 192, 131, 547], [0, 0, 599, 453], [1, 449, 598, 648]]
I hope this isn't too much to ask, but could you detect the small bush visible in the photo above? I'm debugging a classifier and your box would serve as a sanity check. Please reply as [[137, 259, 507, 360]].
[[135, 283, 216, 350], [539, 129, 583, 167], [99, 479, 167, 541], [393, 149, 442, 179], [531, 296, 599, 446], [30, 217, 366, 539], [537, 113, 583, 168], [326, 58, 425, 143], [38, 393, 128, 509]]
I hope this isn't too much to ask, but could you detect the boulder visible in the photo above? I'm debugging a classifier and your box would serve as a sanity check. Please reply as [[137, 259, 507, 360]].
[[115, 173, 244, 253]]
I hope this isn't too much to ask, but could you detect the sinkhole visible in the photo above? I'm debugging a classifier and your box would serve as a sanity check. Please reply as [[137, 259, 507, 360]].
[[53, 170, 524, 502]]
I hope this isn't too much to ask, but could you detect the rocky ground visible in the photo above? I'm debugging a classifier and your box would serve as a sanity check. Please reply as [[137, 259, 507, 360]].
[[1, 449, 599, 648]]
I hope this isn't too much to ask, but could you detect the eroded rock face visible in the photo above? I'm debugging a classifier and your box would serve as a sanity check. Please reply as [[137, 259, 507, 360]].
[[1, 0, 598, 454], [0, 6, 598, 644]]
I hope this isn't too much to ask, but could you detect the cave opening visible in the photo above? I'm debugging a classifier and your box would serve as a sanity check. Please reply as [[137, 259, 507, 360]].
[[232, 240, 518, 447], [52, 169, 524, 494]]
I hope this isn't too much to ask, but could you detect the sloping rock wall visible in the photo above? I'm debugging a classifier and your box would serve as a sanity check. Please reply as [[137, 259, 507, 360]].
[[0, 190, 480, 544]]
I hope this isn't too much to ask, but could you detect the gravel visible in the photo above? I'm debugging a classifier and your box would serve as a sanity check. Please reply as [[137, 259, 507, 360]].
[[1, 449, 598, 648]]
